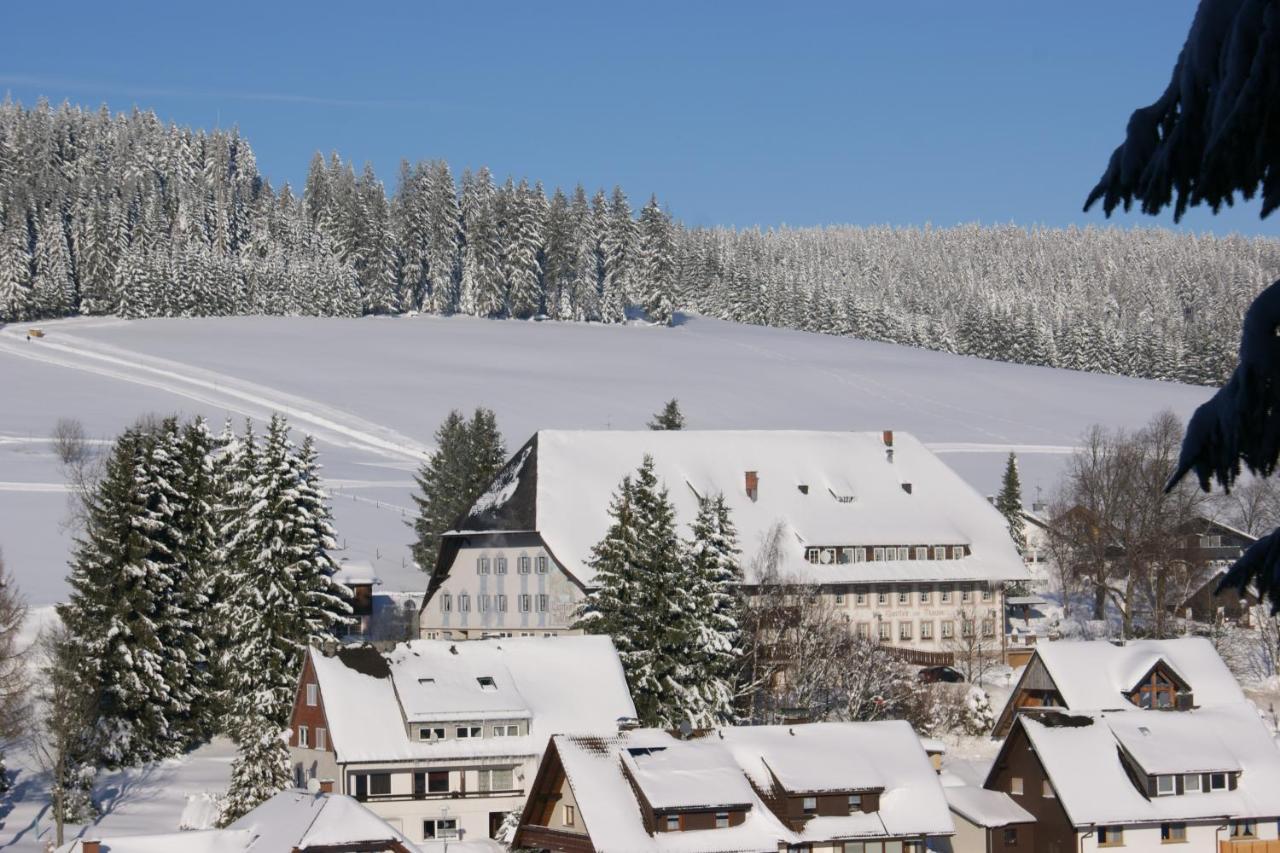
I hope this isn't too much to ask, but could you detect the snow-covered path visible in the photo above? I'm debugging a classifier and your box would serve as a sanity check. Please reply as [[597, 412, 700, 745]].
[[0, 323, 429, 464]]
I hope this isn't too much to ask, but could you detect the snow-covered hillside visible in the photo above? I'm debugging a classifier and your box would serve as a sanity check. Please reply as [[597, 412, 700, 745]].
[[0, 313, 1212, 605]]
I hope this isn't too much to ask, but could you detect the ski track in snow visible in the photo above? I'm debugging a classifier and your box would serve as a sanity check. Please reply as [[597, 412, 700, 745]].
[[0, 327, 430, 463]]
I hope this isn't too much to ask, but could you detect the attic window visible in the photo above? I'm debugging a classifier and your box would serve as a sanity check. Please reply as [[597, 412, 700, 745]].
[[477, 676, 497, 691], [418, 678, 435, 686], [797, 484, 809, 495], [828, 488, 855, 504], [626, 747, 667, 758]]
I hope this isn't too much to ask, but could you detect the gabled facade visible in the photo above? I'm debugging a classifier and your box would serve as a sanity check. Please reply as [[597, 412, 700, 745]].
[[992, 637, 1246, 736], [514, 722, 954, 853], [421, 430, 1028, 664], [984, 705, 1280, 853], [286, 636, 636, 845]]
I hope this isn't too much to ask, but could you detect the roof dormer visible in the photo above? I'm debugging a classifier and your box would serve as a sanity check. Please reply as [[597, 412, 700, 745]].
[[1125, 660, 1192, 710]]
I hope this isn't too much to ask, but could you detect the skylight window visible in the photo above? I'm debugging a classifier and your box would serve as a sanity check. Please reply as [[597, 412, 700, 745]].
[[418, 678, 435, 686], [477, 676, 497, 691]]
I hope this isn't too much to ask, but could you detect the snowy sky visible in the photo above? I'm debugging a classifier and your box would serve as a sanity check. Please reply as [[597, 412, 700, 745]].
[[5, 0, 1278, 237]]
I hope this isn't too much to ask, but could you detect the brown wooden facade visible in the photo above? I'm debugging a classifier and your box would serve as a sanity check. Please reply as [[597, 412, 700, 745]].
[[986, 720, 1077, 853], [289, 652, 334, 754]]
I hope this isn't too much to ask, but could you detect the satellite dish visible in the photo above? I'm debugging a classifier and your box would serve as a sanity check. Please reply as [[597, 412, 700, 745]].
[[306, 777, 321, 793]]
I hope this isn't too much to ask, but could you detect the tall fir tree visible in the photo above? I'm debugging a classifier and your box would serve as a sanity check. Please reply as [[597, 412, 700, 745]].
[[683, 494, 743, 726], [220, 711, 291, 825], [996, 452, 1026, 554], [637, 195, 677, 325], [58, 426, 189, 766]]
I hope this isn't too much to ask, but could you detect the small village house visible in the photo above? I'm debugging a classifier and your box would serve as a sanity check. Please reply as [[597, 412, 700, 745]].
[[286, 636, 635, 845], [514, 721, 954, 853], [984, 704, 1280, 853], [992, 637, 1246, 737], [941, 785, 1035, 853]]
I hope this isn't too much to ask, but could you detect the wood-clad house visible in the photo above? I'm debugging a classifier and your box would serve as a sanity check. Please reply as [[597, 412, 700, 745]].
[[514, 722, 954, 853], [992, 637, 1246, 737], [285, 636, 635, 845], [420, 430, 1028, 665], [942, 786, 1036, 853], [984, 705, 1280, 853]]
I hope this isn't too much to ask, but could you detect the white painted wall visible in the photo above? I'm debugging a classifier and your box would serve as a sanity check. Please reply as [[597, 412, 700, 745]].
[[420, 542, 583, 639], [1076, 818, 1277, 852]]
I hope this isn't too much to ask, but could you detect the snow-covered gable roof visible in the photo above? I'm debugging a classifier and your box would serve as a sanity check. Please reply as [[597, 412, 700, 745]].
[[60, 790, 414, 853], [228, 789, 417, 850], [1107, 712, 1241, 775], [1011, 704, 1280, 825], [547, 723, 953, 853], [716, 722, 952, 840], [454, 430, 1028, 587], [308, 636, 635, 763], [1032, 637, 1244, 710], [945, 787, 1034, 828]]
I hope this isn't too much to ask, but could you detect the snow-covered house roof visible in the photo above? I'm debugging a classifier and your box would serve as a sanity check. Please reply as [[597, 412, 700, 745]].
[[306, 636, 636, 764], [716, 722, 953, 840], [1001, 704, 1280, 826], [1031, 637, 1244, 710], [446, 430, 1028, 587], [59, 789, 416, 853], [333, 559, 380, 586], [524, 723, 952, 852], [944, 787, 1034, 828]]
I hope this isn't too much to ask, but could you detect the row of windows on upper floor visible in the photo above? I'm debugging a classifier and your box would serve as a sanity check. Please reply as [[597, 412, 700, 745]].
[[805, 545, 970, 565], [850, 616, 997, 642], [835, 586, 994, 607], [439, 592, 550, 613], [415, 723, 522, 742], [475, 554, 550, 575]]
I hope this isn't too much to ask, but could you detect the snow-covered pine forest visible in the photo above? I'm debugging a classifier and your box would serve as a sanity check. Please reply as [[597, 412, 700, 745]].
[[2, 98, 1277, 385]]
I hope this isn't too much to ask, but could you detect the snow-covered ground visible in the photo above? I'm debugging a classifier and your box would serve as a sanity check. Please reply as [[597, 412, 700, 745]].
[[0, 313, 1212, 606], [0, 311, 1230, 849]]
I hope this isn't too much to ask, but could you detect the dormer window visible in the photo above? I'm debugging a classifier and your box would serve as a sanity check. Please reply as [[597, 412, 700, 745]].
[[715, 811, 729, 828], [666, 815, 680, 830], [1210, 773, 1227, 790], [417, 726, 445, 741], [1130, 666, 1179, 709], [848, 793, 863, 813], [1156, 775, 1175, 796], [802, 796, 817, 815], [1183, 774, 1201, 792], [477, 676, 497, 691]]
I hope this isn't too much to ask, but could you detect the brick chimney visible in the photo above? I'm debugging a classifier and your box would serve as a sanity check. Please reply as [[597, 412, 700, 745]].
[[319, 778, 334, 794], [882, 430, 894, 447], [745, 471, 759, 502], [81, 842, 101, 853]]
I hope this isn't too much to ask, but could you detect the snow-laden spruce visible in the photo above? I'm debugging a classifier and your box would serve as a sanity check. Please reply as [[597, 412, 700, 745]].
[[574, 456, 740, 728]]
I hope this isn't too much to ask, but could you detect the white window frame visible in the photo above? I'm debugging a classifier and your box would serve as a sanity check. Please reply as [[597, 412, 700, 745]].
[[1156, 775, 1175, 796], [873, 547, 886, 561], [316, 727, 327, 750], [666, 814, 680, 830], [496, 594, 507, 612], [306, 683, 318, 706], [802, 796, 817, 814], [853, 547, 866, 562], [440, 593, 452, 612], [915, 546, 927, 560], [477, 556, 490, 574], [1010, 776, 1023, 795], [495, 555, 508, 574], [899, 621, 912, 640], [424, 818, 459, 840], [455, 725, 482, 738], [855, 590, 867, 606], [518, 555, 531, 573], [519, 594, 531, 612], [1210, 773, 1227, 791], [920, 621, 933, 639], [1183, 773, 1201, 792], [536, 555, 549, 573], [919, 588, 931, 603], [715, 811, 729, 828], [536, 593, 548, 612], [898, 590, 909, 604], [458, 593, 471, 612], [297, 725, 309, 748], [933, 546, 945, 560], [896, 546, 909, 561]]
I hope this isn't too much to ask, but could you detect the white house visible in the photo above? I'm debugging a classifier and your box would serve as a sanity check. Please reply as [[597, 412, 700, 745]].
[[993, 637, 1246, 735], [59, 788, 418, 853], [984, 703, 1280, 853], [286, 636, 636, 845], [420, 429, 1028, 664], [515, 721, 954, 852]]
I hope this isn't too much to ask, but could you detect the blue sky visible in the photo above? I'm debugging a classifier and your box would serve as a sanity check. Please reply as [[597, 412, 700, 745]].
[[5, 1, 1276, 236]]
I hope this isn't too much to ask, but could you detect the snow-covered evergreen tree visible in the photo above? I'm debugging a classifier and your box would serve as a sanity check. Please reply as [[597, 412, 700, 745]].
[[682, 494, 743, 726], [637, 196, 677, 325], [220, 713, 291, 825], [996, 452, 1026, 554], [647, 399, 685, 430]]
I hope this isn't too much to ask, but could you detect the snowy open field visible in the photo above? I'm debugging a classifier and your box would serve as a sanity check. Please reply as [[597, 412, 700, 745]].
[[0, 313, 1224, 849], [0, 312, 1213, 607]]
